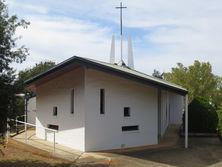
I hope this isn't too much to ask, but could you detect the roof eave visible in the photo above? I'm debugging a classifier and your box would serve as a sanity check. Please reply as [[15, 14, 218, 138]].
[[25, 56, 188, 96]]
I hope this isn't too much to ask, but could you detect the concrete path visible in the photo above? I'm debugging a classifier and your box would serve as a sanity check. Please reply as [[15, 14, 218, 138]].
[[12, 127, 222, 167], [12, 129, 82, 161], [12, 129, 111, 166]]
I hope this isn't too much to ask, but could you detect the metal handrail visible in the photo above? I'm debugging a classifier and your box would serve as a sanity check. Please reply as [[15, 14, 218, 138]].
[[10, 119, 57, 153]]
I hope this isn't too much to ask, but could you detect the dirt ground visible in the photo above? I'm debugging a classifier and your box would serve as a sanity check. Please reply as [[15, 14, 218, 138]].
[[105, 137, 222, 167], [0, 139, 71, 167], [1, 137, 222, 167]]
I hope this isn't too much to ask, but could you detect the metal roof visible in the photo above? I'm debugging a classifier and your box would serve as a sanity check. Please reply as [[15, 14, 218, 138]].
[[25, 56, 188, 95]]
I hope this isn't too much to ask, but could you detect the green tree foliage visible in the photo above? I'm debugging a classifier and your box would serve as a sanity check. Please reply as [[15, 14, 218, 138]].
[[218, 107, 222, 139], [16, 61, 56, 92], [152, 69, 163, 79], [164, 60, 221, 108], [0, 0, 29, 134], [183, 97, 218, 133], [12, 61, 56, 120]]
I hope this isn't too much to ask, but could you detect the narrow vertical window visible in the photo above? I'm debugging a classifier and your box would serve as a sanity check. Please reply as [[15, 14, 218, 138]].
[[100, 89, 105, 114], [124, 107, 130, 117], [71, 89, 74, 114], [53, 106, 57, 116]]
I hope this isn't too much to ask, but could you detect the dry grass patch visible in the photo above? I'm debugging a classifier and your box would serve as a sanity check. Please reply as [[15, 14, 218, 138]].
[[0, 139, 71, 167]]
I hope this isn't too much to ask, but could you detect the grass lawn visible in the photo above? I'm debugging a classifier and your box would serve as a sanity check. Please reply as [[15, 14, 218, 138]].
[[0, 139, 71, 167]]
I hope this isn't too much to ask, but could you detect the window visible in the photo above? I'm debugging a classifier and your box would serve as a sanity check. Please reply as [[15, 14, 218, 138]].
[[53, 106, 57, 116], [122, 125, 139, 132], [124, 107, 130, 117], [100, 89, 105, 114], [48, 124, 59, 130], [71, 89, 74, 114]]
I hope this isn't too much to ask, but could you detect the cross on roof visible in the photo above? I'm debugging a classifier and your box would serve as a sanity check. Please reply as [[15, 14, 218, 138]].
[[116, 2, 127, 35]]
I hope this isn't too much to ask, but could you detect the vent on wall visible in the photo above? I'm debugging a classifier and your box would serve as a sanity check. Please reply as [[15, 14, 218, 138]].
[[122, 125, 139, 132], [48, 124, 59, 130]]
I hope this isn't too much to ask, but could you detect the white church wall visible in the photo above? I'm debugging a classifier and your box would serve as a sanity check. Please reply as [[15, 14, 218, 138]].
[[169, 92, 184, 124], [36, 67, 86, 151], [160, 90, 184, 137], [27, 97, 36, 124], [84, 68, 158, 151], [160, 90, 170, 136]]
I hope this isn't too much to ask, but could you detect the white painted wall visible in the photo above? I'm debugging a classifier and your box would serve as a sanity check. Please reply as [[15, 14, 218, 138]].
[[27, 97, 36, 124], [160, 90, 184, 136], [160, 90, 170, 136], [84, 68, 158, 151], [36, 67, 85, 151], [169, 92, 184, 124], [34, 65, 184, 152]]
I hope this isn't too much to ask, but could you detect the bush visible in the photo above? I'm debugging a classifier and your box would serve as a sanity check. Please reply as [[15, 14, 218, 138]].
[[218, 108, 222, 138], [183, 97, 218, 133]]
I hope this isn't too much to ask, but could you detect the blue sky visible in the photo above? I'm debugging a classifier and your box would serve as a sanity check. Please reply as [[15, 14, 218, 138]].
[[7, 0, 222, 75]]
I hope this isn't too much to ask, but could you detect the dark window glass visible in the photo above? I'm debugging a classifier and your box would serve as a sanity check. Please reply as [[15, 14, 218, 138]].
[[124, 107, 130, 117], [48, 124, 59, 130], [71, 89, 74, 114], [100, 89, 105, 114], [53, 106, 57, 116], [122, 125, 139, 132]]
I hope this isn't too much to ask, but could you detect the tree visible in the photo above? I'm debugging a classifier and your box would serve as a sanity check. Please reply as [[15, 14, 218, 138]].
[[0, 0, 29, 134], [16, 61, 56, 92], [183, 97, 218, 133], [163, 60, 221, 108], [12, 61, 56, 121], [152, 69, 163, 79]]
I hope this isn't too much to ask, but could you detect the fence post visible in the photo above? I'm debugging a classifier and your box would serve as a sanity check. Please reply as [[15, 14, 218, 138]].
[[53, 131, 55, 154], [45, 130, 47, 140], [6, 118, 10, 146], [16, 116, 19, 134], [25, 121, 27, 143]]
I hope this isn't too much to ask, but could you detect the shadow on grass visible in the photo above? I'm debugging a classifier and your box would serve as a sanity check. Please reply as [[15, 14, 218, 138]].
[[0, 160, 70, 167]]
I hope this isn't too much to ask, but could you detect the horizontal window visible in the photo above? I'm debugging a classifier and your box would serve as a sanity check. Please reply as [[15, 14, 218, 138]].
[[48, 124, 59, 130], [122, 125, 139, 132]]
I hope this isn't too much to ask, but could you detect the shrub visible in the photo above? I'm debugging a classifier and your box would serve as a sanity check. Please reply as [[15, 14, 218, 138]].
[[218, 108, 222, 138], [183, 97, 218, 133]]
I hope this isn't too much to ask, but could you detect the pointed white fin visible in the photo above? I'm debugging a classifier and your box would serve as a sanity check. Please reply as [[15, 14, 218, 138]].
[[110, 35, 115, 64], [128, 35, 134, 69]]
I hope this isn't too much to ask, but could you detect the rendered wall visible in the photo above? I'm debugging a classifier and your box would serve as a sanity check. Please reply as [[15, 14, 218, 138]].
[[27, 97, 36, 124], [84, 68, 158, 151], [169, 92, 184, 124], [36, 67, 85, 151], [160, 90, 170, 136], [159, 90, 184, 136]]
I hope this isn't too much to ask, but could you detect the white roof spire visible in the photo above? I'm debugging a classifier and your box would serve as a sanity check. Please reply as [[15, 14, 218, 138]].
[[128, 35, 134, 69], [110, 35, 115, 64]]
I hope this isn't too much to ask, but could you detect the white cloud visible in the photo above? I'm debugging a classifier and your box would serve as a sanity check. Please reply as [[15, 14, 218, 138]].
[[13, 15, 112, 72], [7, 0, 48, 14], [7, 0, 222, 76]]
